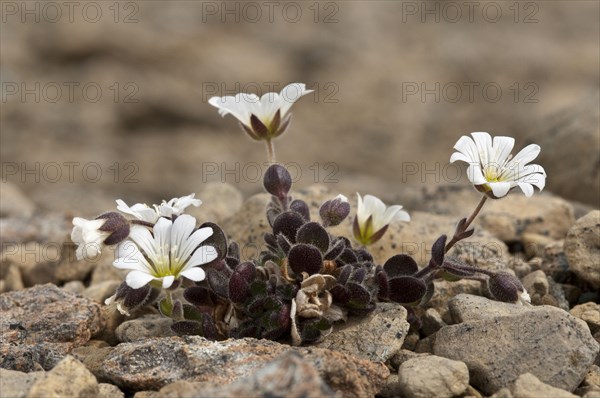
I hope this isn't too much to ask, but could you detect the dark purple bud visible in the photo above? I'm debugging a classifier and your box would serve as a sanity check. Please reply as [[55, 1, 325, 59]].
[[263, 164, 292, 199], [290, 200, 310, 221], [288, 243, 323, 276], [319, 195, 350, 227], [296, 222, 330, 253], [115, 282, 157, 312], [384, 254, 419, 277], [388, 276, 427, 304], [273, 211, 305, 243], [431, 235, 447, 266], [96, 212, 130, 246], [487, 272, 527, 303]]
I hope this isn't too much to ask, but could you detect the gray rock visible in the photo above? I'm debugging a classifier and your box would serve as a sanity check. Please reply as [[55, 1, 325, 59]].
[[433, 303, 600, 394], [542, 241, 570, 281], [27, 356, 99, 398], [448, 294, 530, 324], [315, 302, 409, 362], [0, 182, 35, 218], [97, 383, 125, 398], [0, 263, 24, 293], [78, 336, 389, 396], [421, 308, 446, 336], [571, 303, 600, 335], [62, 280, 85, 294], [397, 355, 469, 398], [521, 270, 555, 306], [0, 284, 103, 371], [428, 282, 484, 323], [565, 211, 600, 289], [511, 373, 577, 398], [115, 315, 176, 343]]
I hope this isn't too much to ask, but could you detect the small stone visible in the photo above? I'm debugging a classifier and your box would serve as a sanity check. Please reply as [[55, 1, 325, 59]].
[[434, 303, 600, 394], [0, 263, 24, 293], [511, 373, 577, 398], [63, 280, 85, 294], [426, 279, 482, 323], [521, 270, 550, 305], [115, 315, 176, 343], [389, 349, 429, 370], [0, 368, 45, 398], [97, 383, 125, 398], [27, 355, 99, 398], [448, 294, 530, 324], [315, 302, 409, 362], [421, 308, 446, 336], [523, 232, 557, 258], [571, 302, 600, 335], [542, 241, 570, 281], [0, 284, 103, 371], [81, 280, 121, 303], [565, 211, 600, 289], [490, 387, 513, 398], [397, 355, 469, 398]]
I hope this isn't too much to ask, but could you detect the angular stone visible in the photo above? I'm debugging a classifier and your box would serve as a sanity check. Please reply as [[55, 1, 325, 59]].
[[98, 383, 125, 398], [397, 355, 469, 398], [315, 302, 409, 362], [0, 284, 103, 371], [565, 211, 600, 289], [433, 304, 599, 394], [512, 373, 577, 398], [27, 356, 98, 398], [82, 336, 389, 396], [0, 368, 45, 398]]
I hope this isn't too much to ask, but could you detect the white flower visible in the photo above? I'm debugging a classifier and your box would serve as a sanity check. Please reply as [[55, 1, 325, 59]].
[[353, 193, 410, 245], [208, 83, 313, 140], [519, 289, 532, 306], [113, 214, 217, 289], [116, 194, 201, 223], [71, 217, 111, 260], [450, 132, 546, 198]]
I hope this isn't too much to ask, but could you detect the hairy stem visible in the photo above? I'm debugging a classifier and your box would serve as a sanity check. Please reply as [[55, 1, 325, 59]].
[[445, 195, 488, 252], [266, 139, 276, 164]]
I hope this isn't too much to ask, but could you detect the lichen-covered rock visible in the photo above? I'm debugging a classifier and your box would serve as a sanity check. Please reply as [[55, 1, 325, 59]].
[[433, 303, 599, 394], [315, 302, 409, 362], [79, 336, 388, 396], [565, 211, 600, 289], [397, 355, 469, 398], [0, 284, 103, 371]]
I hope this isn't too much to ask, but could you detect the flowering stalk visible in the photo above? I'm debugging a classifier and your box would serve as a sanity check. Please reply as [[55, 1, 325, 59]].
[[445, 195, 487, 253]]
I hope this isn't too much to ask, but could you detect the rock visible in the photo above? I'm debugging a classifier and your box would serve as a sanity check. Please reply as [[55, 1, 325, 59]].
[[565, 211, 600, 289], [0, 284, 103, 371], [27, 356, 99, 398], [115, 315, 176, 343], [54, 242, 97, 283], [0, 368, 45, 398], [98, 383, 125, 398], [522, 232, 557, 258], [426, 280, 483, 324], [390, 349, 430, 370], [511, 373, 577, 398], [147, 351, 336, 397], [188, 183, 243, 224], [82, 336, 389, 396], [433, 302, 600, 394], [397, 355, 469, 398], [571, 302, 600, 335], [0, 212, 72, 246], [542, 241, 571, 282], [421, 308, 446, 336], [378, 373, 402, 398], [448, 294, 530, 324], [0, 263, 24, 293], [521, 270, 551, 306], [0, 182, 35, 218], [315, 302, 409, 362], [89, 250, 128, 285], [528, 91, 600, 206], [63, 280, 85, 294], [1, 241, 62, 286]]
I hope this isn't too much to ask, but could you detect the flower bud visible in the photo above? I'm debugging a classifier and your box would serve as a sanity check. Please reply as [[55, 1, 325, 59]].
[[487, 272, 531, 305], [71, 212, 130, 260], [263, 164, 292, 200], [319, 195, 350, 227], [105, 282, 160, 316], [96, 212, 131, 245]]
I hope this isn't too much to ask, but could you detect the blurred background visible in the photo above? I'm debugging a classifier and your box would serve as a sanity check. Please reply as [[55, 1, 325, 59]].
[[2, 0, 599, 217]]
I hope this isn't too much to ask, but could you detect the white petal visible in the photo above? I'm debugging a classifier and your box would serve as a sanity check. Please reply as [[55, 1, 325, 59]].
[[209, 94, 259, 126], [180, 267, 206, 282], [449, 151, 473, 164], [129, 225, 159, 262], [510, 144, 541, 167], [162, 275, 175, 289], [488, 182, 513, 198], [178, 226, 214, 263], [170, 214, 197, 260], [153, 217, 172, 263], [113, 241, 152, 272], [186, 245, 218, 269], [116, 200, 158, 223], [466, 164, 487, 185], [126, 270, 155, 289], [471, 132, 493, 167], [491, 136, 515, 166], [278, 83, 313, 117], [377, 205, 405, 229], [517, 182, 534, 197]]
